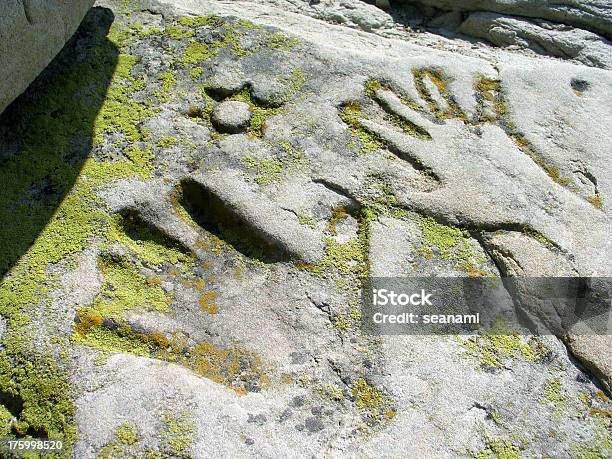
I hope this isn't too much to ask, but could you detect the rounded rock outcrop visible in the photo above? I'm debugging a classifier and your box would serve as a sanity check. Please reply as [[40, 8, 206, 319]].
[[211, 100, 252, 133]]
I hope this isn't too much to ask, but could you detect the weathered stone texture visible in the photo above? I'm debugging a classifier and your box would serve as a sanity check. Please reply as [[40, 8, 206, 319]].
[[0, 0, 95, 113]]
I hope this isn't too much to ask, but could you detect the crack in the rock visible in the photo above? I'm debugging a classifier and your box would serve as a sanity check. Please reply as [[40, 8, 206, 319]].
[[22, 0, 34, 25]]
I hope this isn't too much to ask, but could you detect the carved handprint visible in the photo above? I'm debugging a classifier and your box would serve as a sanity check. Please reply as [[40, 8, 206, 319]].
[[342, 70, 611, 275]]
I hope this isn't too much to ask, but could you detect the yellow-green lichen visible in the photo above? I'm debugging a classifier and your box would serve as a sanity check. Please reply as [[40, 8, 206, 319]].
[[177, 15, 224, 28], [265, 32, 300, 50], [461, 333, 549, 369], [328, 206, 349, 235], [333, 314, 351, 334], [298, 213, 317, 228], [174, 16, 266, 63], [157, 69, 177, 98], [188, 67, 203, 80], [107, 213, 195, 267], [521, 226, 556, 248], [186, 105, 204, 119], [571, 422, 611, 459], [180, 42, 215, 64], [93, 54, 155, 144], [155, 136, 178, 148], [98, 411, 196, 458], [365, 78, 423, 111], [413, 68, 466, 121], [270, 68, 307, 105], [0, 16, 158, 451], [364, 175, 403, 216], [75, 317, 268, 394], [388, 112, 432, 139], [0, 404, 12, 437], [226, 87, 282, 138], [351, 377, 396, 424], [164, 25, 195, 40], [324, 384, 345, 401], [159, 411, 196, 456], [352, 378, 383, 409], [587, 195, 603, 209], [475, 77, 572, 188], [365, 79, 385, 98], [0, 352, 77, 447], [199, 291, 218, 314], [474, 76, 505, 123], [340, 101, 387, 154], [416, 216, 487, 275], [238, 143, 306, 186], [91, 254, 173, 319], [73, 316, 152, 357], [116, 423, 138, 446], [544, 377, 566, 406], [474, 432, 521, 459], [241, 156, 284, 185], [297, 208, 373, 281], [512, 136, 572, 187], [305, 236, 365, 277], [364, 79, 431, 139]]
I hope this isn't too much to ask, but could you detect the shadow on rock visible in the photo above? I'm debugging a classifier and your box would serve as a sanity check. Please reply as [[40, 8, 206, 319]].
[[0, 7, 118, 277]]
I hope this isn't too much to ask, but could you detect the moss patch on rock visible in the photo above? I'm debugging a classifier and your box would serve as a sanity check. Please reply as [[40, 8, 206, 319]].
[[474, 432, 521, 459], [416, 216, 488, 276], [460, 333, 550, 369], [413, 68, 466, 121], [340, 101, 387, 154]]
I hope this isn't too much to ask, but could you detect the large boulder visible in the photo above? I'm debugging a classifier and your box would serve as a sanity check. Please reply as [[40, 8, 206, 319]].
[[0, 0, 95, 114], [398, 0, 612, 39], [459, 12, 612, 69]]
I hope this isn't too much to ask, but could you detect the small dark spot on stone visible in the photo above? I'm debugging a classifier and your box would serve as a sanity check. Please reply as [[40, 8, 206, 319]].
[[311, 406, 322, 416], [244, 437, 254, 446], [473, 126, 483, 137], [576, 372, 591, 384], [570, 78, 590, 94], [290, 352, 307, 364], [244, 379, 262, 393], [291, 395, 305, 407], [540, 350, 555, 364], [186, 105, 203, 118], [247, 413, 267, 425], [295, 423, 305, 431], [279, 408, 293, 422], [102, 318, 119, 330], [304, 417, 324, 433]]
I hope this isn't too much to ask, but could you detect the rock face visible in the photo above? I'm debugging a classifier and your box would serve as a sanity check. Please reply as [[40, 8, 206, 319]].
[[0, 0, 611, 457], [459, 12, 612, 69], [400, 0, 612, 38], [0, 0, 95, 113]]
